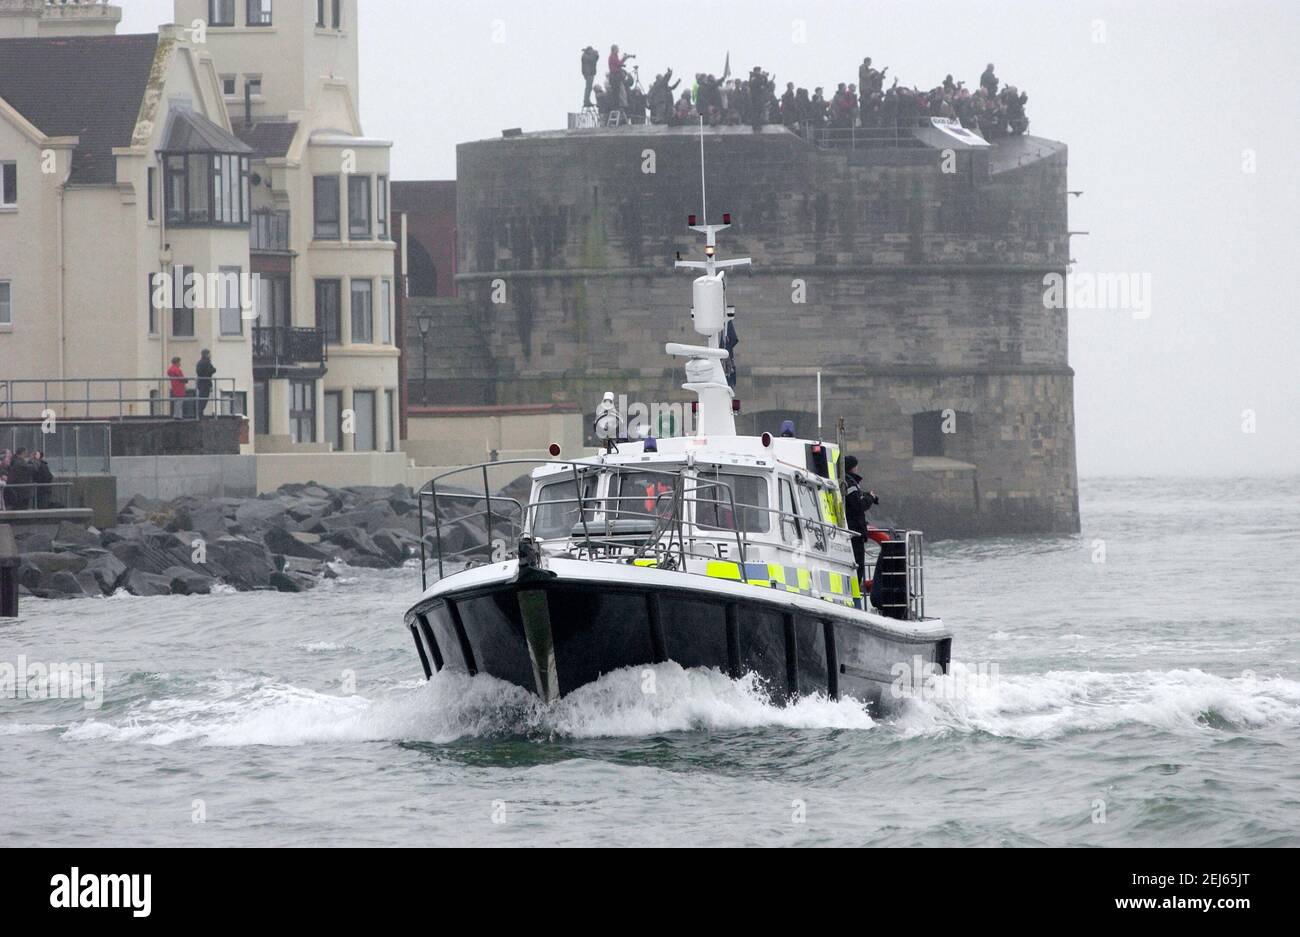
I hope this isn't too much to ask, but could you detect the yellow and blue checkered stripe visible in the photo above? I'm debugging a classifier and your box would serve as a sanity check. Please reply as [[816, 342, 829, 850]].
[[705, 561, 860, 606]]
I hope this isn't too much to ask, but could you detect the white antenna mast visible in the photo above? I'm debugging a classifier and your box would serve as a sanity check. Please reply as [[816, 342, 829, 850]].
[[699, 116, 707, 224]]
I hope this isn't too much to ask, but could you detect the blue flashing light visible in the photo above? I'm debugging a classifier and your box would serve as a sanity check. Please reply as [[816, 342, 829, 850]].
[[644, 436, 659, 453]]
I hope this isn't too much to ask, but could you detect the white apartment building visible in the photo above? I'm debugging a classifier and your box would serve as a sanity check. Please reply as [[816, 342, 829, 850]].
[[0, 0, 401, 459]]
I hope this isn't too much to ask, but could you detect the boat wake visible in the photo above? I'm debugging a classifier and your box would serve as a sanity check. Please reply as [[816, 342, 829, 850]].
[[45, 663, 1300, 748], [55, 663, 875, 747], [894, 663, 1300, 739]]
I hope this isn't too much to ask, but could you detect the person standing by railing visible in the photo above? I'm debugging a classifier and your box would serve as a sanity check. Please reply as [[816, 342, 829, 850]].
[[29, 451, 53, 509], [0, 449, 10, 511], [196, 350, 217, 418], [167, 357, 187, 419], [5, 448, 31, 510]]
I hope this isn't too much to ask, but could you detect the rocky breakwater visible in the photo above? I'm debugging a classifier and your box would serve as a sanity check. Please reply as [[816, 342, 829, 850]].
[[13, 481, 509, 600]]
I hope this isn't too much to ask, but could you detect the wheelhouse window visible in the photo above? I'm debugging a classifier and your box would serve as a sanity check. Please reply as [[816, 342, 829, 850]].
[[531, 475, 598, 540], [209, 0, 235, 27], [2, 161, 17, 207], [313, 175, 340, 239], [350, 279, 373, 343], [246, 0, 273, 26], [163, 152, 250, 226], [607, 470, 676, 521], [695, 470, 771, 534], [348, 174, 371, 239]]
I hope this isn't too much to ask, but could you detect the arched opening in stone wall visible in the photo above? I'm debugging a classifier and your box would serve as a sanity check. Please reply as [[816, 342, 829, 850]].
[[407, 236, 439, 298], [912, 409, 976, 461]]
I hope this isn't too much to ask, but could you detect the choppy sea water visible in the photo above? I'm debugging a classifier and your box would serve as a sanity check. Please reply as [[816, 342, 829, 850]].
[[2, 476, 1298, 848]]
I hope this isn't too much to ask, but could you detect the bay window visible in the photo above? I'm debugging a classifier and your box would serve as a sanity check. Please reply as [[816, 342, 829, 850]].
[[163, 152, 250, 226]]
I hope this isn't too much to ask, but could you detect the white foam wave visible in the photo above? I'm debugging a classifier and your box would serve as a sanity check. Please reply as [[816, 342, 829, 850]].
[[57, 664, 875, 748], [893, 663, 1300, 739]]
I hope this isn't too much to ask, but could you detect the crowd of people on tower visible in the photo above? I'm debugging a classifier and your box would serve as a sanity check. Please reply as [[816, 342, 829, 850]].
[[580, 46, 1031, 140]]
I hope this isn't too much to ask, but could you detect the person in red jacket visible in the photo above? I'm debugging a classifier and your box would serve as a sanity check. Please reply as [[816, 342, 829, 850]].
[[167, 357, 187, 419]]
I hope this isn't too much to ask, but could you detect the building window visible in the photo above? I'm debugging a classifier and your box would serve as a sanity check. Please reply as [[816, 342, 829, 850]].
[[380, 278, 393, 345], [172, 265, 195, 338], [348, 174, 371, 239], [324, 390, 343, 450], [323, 389, 343, 452], [147, 166, 157, 221], [315, 279, 342, 344], [350, 279, 373, 343], [147, 273, 162, 335], [247, 0, 273, 26], [221, 75, 237, 96], [313, 175, 340, 239], [377, 174, 389, 239], [290, 380, 316, 444], [1, 162, 16, 207], [218, 266, 243, 335], [246, 76, 262, 98], [316, 0, 326, 27], [164, 152, 249, 226], [385, 389, 397, 452], [253, 380, 269, 435], [0, 281, 11, 327], [256, 275, 291, 329], [209, 0, 235, 27], [353, 390, 376, 452], [332, 0, 342, 29]]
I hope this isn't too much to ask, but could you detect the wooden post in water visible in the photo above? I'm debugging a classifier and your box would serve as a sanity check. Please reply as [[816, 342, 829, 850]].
[[0, 524, 18, 618]]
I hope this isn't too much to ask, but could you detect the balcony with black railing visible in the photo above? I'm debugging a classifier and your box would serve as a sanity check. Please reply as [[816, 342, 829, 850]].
[[252, 327, 326, 368]]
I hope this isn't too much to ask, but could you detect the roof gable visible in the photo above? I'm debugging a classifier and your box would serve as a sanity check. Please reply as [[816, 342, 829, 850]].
[[0, 33, 158, 184]]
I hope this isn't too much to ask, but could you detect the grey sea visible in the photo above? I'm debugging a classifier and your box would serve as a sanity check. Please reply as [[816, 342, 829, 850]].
[[2, 476, 1298, 848]]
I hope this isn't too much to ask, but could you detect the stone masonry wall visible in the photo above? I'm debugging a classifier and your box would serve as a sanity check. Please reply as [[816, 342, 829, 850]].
[[445, 126, 1079, 537]]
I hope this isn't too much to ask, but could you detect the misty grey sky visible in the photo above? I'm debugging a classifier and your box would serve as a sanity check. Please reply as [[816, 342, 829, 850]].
[[122, 1, 1300, 476]]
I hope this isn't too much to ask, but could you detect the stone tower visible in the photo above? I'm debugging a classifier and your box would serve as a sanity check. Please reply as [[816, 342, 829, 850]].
[[444, 123, 1080, 538]]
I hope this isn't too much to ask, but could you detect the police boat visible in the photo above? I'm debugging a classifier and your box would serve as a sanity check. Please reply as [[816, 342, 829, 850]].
[[404, 217, 952, 709]]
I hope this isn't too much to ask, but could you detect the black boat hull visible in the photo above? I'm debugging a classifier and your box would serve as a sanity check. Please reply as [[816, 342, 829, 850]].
[[406, 573, 951, 711]]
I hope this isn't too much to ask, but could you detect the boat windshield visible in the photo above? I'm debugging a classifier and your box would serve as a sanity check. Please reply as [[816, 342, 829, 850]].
[[695, 469, 771, 534], [531, 474, 598, 540], [607, 470, 677, 520]]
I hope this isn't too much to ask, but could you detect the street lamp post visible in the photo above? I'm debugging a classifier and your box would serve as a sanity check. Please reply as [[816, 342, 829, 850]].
[[418, 316, 432, 405]]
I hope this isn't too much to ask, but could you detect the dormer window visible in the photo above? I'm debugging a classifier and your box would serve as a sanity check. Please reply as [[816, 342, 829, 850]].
[[247, 0, 273, 26], [209, 0, 235, 27]]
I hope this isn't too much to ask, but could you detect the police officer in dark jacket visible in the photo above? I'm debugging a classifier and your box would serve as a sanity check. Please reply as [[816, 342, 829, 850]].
[[844, 456, 879, 606], [196, 350, 217, 417]]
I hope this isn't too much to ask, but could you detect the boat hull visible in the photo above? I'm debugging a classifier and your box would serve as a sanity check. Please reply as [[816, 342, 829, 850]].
[[406, 561, 952, 711]]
